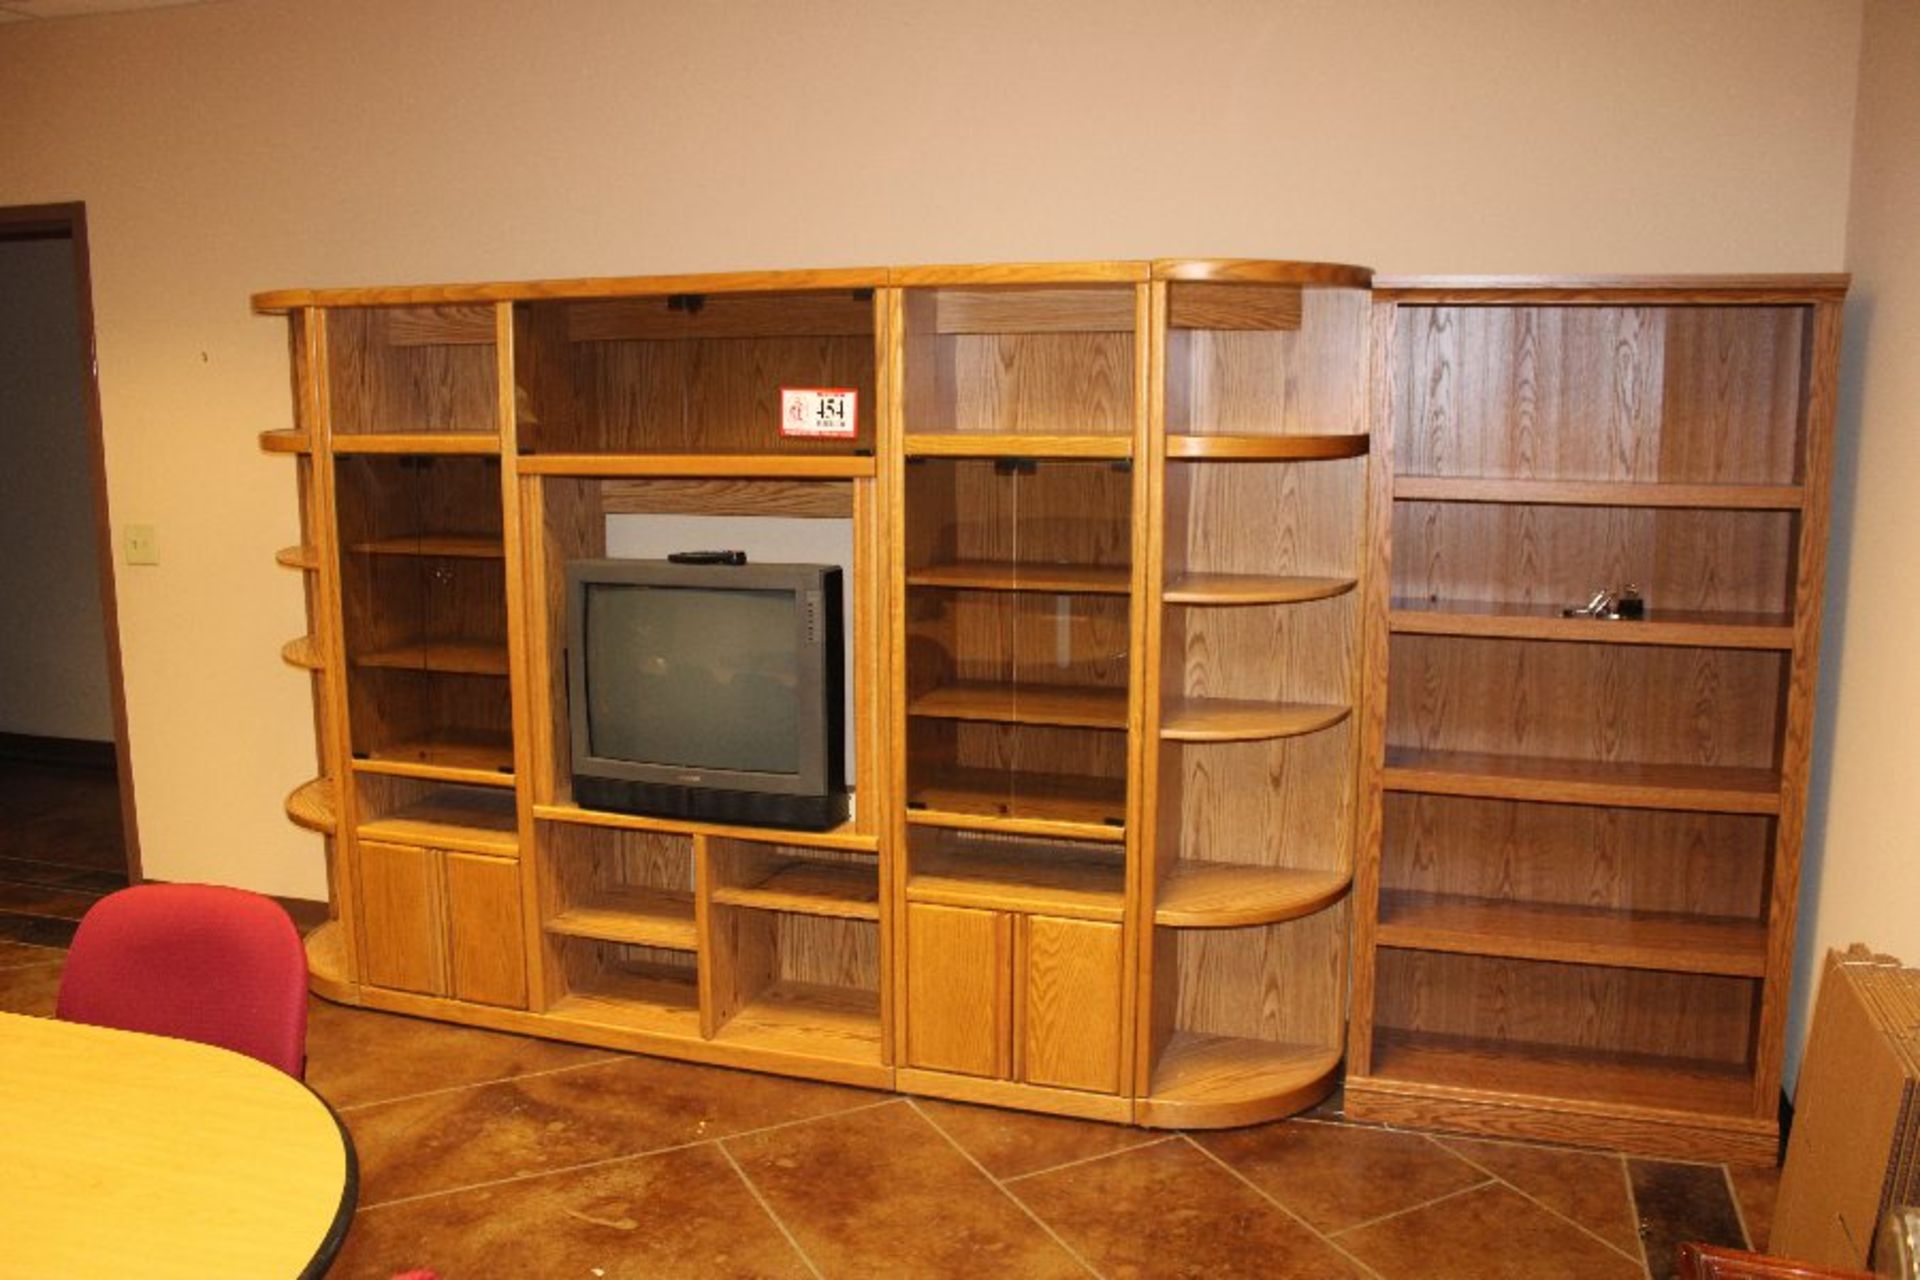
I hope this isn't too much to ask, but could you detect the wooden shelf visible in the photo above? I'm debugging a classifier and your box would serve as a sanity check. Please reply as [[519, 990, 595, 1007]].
[[331, 432, 501, 455], [1377, 891, 1767, 978], [353, 642, 509, 677], [1389, 599, 1794, 650], [258, 429, 312, 455], [546, 886, 697, 951], [1160, 698, 1349, 743], [303, 920, 355, 1003], [908, 682, 1129, 731], [711, 861, 880, 920], [280, 636, 323, 670], [547, 960, 701, 1037], [907, 561, 1131, 594], [275, 544, 319, 570], [712, 981, 883, 1066], [348, 536, 504, 558], [518, 453, 876, 478], [1165, 433, 1368, 461], [906, 767, 1127, 843], [1383, 747, 1781, 814], [1164, 574, 1355, 606], [1154, 862, 1350, 928], [905, 432, 1132, 459], [1393, 476, 1805, 510], [533, 802, 879, 853], [284, 777, 336, 835], [1138, 1032, 1343, 1128], [907, 835, 1125, 922], [358, 788, 518, 856], [1366, 1027, 1756, 1120], [354, 734, 515, 787]]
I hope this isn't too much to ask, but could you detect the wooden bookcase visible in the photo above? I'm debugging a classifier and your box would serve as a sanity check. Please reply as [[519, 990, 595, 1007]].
[[1346, 277, 1846, 1163], [257, 264, 1842, 1154]]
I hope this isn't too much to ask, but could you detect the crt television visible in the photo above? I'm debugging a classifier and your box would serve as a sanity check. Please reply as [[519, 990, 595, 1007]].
[[565, 558, 848, 830]]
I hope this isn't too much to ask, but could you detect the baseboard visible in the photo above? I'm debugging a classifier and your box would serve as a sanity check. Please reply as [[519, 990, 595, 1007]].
[[0, 731, 116, 771]]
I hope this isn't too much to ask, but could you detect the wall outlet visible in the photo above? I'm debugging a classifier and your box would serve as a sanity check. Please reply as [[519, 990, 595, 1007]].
[[123, 523, 158, 566]]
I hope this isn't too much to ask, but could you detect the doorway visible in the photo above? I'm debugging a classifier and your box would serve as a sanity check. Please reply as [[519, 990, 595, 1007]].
[[0, 202, 139, 947]]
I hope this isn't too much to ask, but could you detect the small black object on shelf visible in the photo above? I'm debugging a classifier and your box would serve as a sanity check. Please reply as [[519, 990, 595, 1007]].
[[666, 550, 748, 566]]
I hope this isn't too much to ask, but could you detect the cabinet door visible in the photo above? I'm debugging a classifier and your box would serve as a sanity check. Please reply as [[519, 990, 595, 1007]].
[[1018, 915, 1123, 1094], [357, 840, 447, 995], [905, 903, 1012, 1078], [445, 853, 527, 1009]]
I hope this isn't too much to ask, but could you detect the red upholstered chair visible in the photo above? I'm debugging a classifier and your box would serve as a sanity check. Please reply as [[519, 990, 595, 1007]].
[[56, 883, 309, 1078]]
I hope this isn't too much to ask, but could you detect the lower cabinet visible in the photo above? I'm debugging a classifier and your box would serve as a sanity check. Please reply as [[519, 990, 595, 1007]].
[[357, 840, 528, 1008], [905, 903, 1123, 1094]]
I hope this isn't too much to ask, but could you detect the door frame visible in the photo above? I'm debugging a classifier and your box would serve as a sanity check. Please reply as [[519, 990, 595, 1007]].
[[0, 201, 143, 881]]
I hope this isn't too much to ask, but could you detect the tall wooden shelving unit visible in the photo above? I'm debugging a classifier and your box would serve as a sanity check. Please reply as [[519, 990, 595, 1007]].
[[259, 263, 1841, 1153], [1346, 276, 1846, 1163]]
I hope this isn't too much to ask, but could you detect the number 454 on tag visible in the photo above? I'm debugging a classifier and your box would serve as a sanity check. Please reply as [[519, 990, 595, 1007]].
[[780, 387, 858, 439]]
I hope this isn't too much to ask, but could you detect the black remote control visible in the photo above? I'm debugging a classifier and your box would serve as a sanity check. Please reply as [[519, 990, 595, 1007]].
[[667, 550, 748, 565]]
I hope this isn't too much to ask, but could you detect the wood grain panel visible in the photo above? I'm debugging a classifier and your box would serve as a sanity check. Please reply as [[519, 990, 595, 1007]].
[[931, 287, 1134, 334], [1166, 457, 1364, 580], [1019, 915, 1123, 1093], [356, 839, 447, 996], [912, 332, 1134, 436], [1172, 906, 1347, 1048], [1372, 949, 1756, 1064], [326, 308, 498, 436], [565, 291, 875, 342], [1380, 793, 1770, 918], [1387, 634, 1787, 768], [1659, 307, 1807, 485], [1390, 502, 1797, 615], [1166, 286, 1369, 436], [445, 852, 528, 1007], [905, 903, 1010, 1078], [599, 477, 852, 517], [1159, 728, 1354, 876]]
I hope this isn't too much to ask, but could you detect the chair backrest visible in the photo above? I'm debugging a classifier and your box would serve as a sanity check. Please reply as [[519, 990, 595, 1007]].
[[56, 883, 309, 1078]]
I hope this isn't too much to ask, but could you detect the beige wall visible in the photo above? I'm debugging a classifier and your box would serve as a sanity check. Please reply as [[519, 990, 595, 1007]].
[[0, 0, 1865, 903], [0, 238, 114, 742], [1795, 0, 1920, 1075]]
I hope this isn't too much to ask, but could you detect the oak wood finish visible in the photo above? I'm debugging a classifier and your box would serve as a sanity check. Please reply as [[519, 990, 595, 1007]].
[[264, 263, 1838, 1145], [1349, 278, 1845, 1163]]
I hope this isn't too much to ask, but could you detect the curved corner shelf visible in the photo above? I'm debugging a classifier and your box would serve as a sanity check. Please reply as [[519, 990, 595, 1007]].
[[284, 776, 336, 835], [1154, 862, 1351, 929], [1160, 699, 1349, 743], [258, 429, 312, 455], [303, 920, 358, 1004], [280, 636, 324, 670], [275, 544, 319, 570], [1164, 574, 1355, 607], [1137, 1033, 1343, 1129], [1165, 433, 1368, 462]]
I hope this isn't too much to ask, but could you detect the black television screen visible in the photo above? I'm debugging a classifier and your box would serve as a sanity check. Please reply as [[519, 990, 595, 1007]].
[[565, 558, 848, 830], [584, 584, 800, 775]]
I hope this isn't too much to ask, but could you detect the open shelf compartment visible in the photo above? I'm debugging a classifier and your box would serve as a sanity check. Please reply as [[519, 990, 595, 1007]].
[[540, 822, 696, 952], [356, 774, 518, 856], [906, 826, 1125, 922], [325, 304, 499, 438], [707, 906, 883, 1066], [514, 288, 879, 456], [708, 837, 880, 920]]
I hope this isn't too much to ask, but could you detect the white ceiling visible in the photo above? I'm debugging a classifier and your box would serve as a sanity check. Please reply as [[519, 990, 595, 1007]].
[[0, 0, 211, 21]]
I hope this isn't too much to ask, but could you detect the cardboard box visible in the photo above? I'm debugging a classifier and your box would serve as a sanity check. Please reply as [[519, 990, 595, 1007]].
[[1772, 945, 1920, 1268]]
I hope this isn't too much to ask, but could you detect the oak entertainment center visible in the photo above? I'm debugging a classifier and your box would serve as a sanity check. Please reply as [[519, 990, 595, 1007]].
[[258, 260, 1843, 1160]]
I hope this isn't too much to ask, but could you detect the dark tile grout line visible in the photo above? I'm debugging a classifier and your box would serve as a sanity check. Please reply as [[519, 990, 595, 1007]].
[[998, 1131, 1183, 1185], [1721, 1164, 1757, 1252], [905, 1096, 1105, 1277], [1628, 1155, 1656, 1275], [1179, 1135, 1390, 1280], [352, 1095, 905, 1213], [714, 1140, 826, 1280], [1435, 1134, 1650, 1270], [327, 1052, 629, 1114]]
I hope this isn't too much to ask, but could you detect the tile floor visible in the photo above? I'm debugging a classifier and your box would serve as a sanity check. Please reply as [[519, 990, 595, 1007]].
[[0, 928, 1779, 1280], [0, 767, 1784, 1279]]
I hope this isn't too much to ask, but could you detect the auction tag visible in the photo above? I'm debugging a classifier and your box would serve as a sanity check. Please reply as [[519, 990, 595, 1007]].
[[780, 387, 859, 438]]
